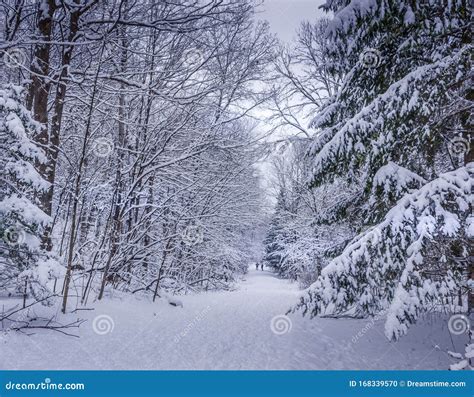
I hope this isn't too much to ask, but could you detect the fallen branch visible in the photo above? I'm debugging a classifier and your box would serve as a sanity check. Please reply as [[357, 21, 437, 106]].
[[0, 295, 57, 322], [71, 307, 95, 313], [10, 318, 86, 338]]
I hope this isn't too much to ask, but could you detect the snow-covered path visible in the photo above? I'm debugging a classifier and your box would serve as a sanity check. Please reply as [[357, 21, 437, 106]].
[[0, 269, 461, 369]]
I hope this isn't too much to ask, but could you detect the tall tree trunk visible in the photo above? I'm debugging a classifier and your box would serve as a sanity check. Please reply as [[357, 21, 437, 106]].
[[464, 120, 473, 314], [27, 0, 56, 250], [27, 3, 82, 251]]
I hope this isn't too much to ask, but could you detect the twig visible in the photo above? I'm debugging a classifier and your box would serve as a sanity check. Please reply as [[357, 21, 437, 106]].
[[71, 307, 95, 313], [11, 319, 86, 338], [0, 295, 56, 322]]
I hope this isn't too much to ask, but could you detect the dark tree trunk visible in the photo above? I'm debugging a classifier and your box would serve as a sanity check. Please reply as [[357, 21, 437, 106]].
[[26, 0, 56, 250]]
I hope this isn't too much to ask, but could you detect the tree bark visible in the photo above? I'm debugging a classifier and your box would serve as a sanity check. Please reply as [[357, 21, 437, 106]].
[[26, 0, 56, 250]]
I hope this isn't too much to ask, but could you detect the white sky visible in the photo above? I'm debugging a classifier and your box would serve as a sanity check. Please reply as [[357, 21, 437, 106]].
[[258, 0, 326, 43], [253, 0, 327, 202]]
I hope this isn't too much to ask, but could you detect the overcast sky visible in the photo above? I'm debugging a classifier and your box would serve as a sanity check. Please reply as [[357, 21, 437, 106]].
[[253, 0, 327, 200], [258, 0, 326, 43]]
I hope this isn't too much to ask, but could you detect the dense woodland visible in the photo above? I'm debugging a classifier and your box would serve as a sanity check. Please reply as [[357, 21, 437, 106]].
[[0, 0, 472, 367], [1, 0, 277, 309]]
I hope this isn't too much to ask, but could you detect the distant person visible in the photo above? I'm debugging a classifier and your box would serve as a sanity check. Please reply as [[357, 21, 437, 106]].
[[255, 262, 259, 270], [260, 263, 264, 271]]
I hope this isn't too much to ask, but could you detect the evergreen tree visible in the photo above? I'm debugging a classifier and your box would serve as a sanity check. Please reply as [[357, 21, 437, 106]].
[[263, 190, 289, 272], [0, 86, 62, 301], [295, 0, 472, 339]]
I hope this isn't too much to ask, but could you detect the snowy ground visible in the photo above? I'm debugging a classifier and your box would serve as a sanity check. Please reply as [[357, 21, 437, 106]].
[[0, 269, 467, 370]]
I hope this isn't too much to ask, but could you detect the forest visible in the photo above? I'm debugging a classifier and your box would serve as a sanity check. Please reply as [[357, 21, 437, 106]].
[[0, 0, 472, 370]]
